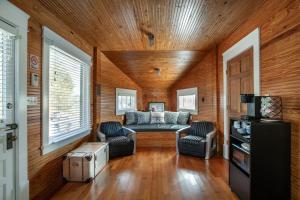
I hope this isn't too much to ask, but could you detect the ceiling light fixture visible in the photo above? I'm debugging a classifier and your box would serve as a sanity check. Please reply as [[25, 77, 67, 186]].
[[147, 32, 155, 46]]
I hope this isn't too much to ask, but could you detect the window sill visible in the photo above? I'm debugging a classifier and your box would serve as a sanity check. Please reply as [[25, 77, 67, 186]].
[[41, 129, 91, 155]]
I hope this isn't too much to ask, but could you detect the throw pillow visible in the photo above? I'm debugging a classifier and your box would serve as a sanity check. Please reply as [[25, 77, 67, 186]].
[[164, 111, 179, 124], [177, 112, 190, 125], [150, 112, 165, 124], [136, 111, 151, 124], [125, 111, 137, 125]]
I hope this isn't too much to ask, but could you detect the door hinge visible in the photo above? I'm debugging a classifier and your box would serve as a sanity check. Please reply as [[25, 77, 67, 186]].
[[6, 123, 18, 130]]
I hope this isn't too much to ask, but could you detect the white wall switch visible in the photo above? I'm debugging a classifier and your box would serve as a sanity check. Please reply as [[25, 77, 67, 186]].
[[27, 96, 38, 106]]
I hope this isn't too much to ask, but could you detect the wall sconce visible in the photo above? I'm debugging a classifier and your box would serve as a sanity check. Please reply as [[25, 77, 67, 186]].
[[154, 68, 161, 76]]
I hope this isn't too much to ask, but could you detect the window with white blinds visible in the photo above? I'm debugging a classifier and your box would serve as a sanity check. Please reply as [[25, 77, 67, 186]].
[[116, 88, 137, 115], [0, 27, 15, 125], [177, 87, 198, 114], [42, 27, 91, 154]]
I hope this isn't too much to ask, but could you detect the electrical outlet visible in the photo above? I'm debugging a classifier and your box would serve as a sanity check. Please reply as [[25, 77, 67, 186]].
[[27, 96, 38, 106]]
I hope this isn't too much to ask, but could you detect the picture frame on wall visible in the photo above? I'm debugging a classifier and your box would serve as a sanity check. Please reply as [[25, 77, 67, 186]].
[[148, 102, 165, 112]]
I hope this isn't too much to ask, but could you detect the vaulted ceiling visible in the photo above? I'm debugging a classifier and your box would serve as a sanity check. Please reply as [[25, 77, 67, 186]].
[[103, 51, 206, 89], [38, 0, 265, 89]]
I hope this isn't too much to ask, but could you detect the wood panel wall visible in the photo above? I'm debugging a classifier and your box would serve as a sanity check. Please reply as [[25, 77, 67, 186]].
[[142, 89, 170, 111], [26, 19, 94, 200], [216, 0, 300, 199], [92, 47, 102, 140], [10, 1, 97, 199], [170, 49, 218, 123], [100, 53, 143, 123]]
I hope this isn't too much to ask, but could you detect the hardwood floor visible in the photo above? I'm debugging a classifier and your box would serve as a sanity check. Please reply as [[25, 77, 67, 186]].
[[51, 148, 237, 200]]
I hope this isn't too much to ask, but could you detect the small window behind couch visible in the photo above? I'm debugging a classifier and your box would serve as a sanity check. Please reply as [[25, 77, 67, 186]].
[[116, 88, 137, 115], [177, 87, 198, 114]]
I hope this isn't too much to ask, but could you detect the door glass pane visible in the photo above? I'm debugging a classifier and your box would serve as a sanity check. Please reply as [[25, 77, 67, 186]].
[[0, 27, 15, 124]]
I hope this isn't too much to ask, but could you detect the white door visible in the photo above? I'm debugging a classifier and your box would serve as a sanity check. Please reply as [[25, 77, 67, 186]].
[[0, 21, 17, 200]]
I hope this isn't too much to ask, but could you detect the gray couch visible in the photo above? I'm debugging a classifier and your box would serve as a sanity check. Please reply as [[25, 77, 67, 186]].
[[123, 111, 191, 132]]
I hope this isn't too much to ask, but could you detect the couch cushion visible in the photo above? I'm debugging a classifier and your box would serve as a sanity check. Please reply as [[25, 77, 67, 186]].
[[125, 111, 137, 125], [150, 112, 165, 124], [165, 111, 179, 124], [124, 124, 189, 132], [177, 112, 190, 125], [136, 111, 151, 124], [179, 135, 205, 145]]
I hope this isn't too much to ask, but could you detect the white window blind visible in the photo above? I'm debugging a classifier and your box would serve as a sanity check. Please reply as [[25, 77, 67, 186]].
[[177, 87, 198, 114], [42, 27, 91, 154], [48, 46, 90, 143], [118, 95, 135, 110], [0, 27, 15, 124], [116, 88, 137, 115], [179, 95, 196, 110]]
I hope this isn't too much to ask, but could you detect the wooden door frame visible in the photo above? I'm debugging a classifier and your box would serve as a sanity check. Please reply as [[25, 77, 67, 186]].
[[0, 1, 29, 199], [222, 28, 260, 159]]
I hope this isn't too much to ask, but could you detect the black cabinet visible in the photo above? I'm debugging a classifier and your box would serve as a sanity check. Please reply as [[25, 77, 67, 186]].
[[229, 119, 291, 200]]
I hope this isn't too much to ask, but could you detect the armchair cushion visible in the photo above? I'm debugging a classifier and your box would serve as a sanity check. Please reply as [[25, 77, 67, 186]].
[[188, 121, 214, 137], [100, 121, 123, 137], [179, 135, 205, 145], [107, 136, 132, 145]]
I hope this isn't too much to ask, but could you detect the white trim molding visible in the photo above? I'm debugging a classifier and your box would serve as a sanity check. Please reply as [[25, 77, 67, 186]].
[[0, 0, 30, 199], [42, 26, 92, 155], [222, 28, 260, 159]]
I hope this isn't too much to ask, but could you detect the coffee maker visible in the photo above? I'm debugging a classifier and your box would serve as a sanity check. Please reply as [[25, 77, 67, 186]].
[[240, 94, 261, 120]]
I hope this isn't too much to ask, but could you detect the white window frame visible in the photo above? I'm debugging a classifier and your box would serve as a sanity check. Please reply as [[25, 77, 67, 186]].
[[177, 87, 198, 115], [116, 88, 137, 115], [0, 1, 29, 199], [42, 27, 92, 155]]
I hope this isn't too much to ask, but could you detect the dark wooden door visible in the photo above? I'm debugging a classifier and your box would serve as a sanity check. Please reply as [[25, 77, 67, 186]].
[[227, 48, 254, 118]]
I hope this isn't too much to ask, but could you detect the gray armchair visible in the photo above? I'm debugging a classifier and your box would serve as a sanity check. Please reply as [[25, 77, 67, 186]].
[[97, 121, 136, 158], [176, 121, 217, 159]]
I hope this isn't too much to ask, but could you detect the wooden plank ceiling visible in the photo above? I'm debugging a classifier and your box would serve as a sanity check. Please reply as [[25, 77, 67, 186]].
[[103, 51, 206, 89], [39, 0, 264, 89]]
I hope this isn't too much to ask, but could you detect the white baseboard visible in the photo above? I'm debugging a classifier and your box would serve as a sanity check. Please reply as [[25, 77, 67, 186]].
[[223, 144, 229, 160], [17, 179, 29, 200]]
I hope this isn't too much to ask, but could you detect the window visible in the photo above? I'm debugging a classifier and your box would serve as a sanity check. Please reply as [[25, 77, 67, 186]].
[[0, 25, 15, 124], [177, 87, 198, 114], [42, 27, 91, 154], [116, 88, 137, 115]]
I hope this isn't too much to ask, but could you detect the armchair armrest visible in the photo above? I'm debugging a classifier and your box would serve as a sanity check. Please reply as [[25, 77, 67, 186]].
[[205, 128, 217, 159], [123, 127, 136, 154], [97, 125, 106, 142], [176, 126, 190, 154]]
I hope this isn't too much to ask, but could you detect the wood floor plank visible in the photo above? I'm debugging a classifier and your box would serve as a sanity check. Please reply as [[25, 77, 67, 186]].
[[51, 147, 237, 200]]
